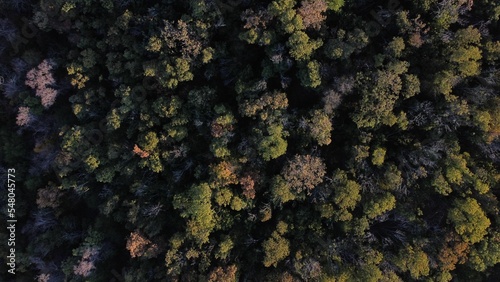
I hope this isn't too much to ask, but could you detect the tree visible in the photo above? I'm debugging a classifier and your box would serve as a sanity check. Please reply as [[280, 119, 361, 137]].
[[25, 59, 58, 108], [133, 144, 150, 158], [126, 231, 159, 258], [271, 175, 296, 205], [262, 234, 290, 267], [324, 28, 368, 60], [282, 154, 326, 195], [16, 106, 32, 126], [173, 183, 215, 245], [297, 0, 327, 30], [326, 0, 344, 11], [433, 173, 453, 196], [299, 60, 321, 88], [331, 170, 361, 221], [448, 198, 491, 244], [268, 0, 304, 34], [386, 37, 405, 58], [379, 164, 403, 191], [208, 265, 238, 282], [240, 174, 256, 199], [467, 232, 500, 271], [394, 246, 430, 279], [210, 161, 238, 186], [0, 18, 17, 42], [258, 124, 288, 161], [322, 90, 342, 115], [239, 91, 288, 122], [73, 247, 99, 277], [36, 184, 63, 209], [287, 31, 322, 61], [139, 132, 159, 153], [308, 109, 332, 145], [371, 147, 386, 167], [263, 222, 290, 267], [363, 192, 396, 219], [352, 64, 408, 128], [438, 232, 470, 271]]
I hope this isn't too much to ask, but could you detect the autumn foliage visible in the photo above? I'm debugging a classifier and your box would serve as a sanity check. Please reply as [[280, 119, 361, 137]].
[[25, 59, 58, 108]]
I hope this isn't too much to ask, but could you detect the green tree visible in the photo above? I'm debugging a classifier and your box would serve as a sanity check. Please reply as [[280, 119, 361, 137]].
[[299, 60, 322, 88], [326, 0, 344, 11], [139, 132, 159, 153], [268, 0, 304, 34]]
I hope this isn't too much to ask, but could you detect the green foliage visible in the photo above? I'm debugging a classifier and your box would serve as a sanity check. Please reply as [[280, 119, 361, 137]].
[[215, 236, 234, 260], [330, 170, 361, 221], [325, 28, 369, 60], [271, 176, 296, 205], [299, 60, 322, 88], [282, 154, 326, 195], [326, 0, 344, 11], [287, 31, 323, 61], [364, 192, 396, 219], [262, 228, 290, 267], [448, 198, 491, 244], [387, 37, 405, 58], [394, 246, 430, 279], [268, 0, 304, 33], [308, 109, 332, 145], [258, 124, 288, 161], [139, 132, 159, 153], [467, 232, 500, 271]]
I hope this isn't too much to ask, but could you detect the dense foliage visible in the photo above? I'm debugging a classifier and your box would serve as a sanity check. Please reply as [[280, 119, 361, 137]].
[[1, 0, 500, 281]]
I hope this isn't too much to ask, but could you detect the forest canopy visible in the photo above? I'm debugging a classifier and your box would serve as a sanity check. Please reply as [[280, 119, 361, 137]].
[[1, 0, 500, 281]]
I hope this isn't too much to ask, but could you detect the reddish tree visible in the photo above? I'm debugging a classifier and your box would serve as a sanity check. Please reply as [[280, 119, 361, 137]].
[[73, 247, 99, 277], [241, 9, 272, 29], [25, 59, 58, 108]]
